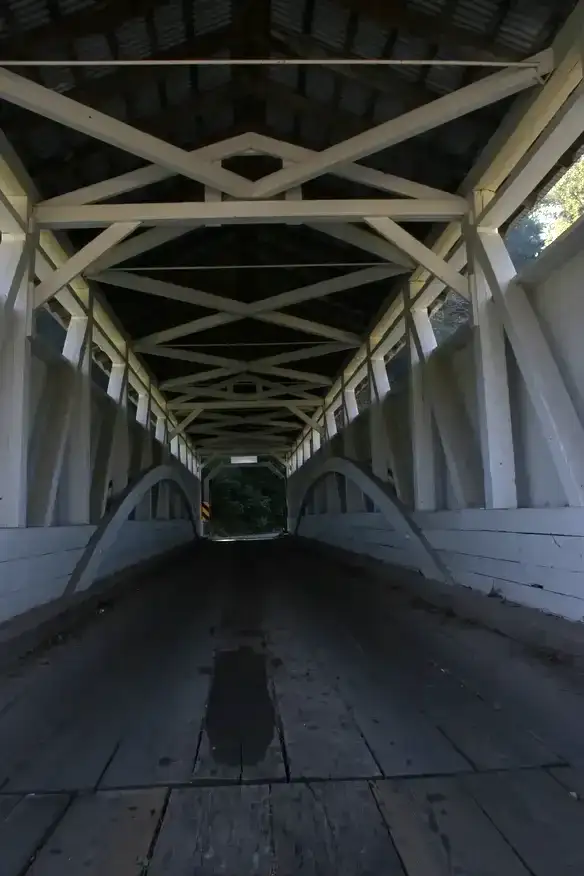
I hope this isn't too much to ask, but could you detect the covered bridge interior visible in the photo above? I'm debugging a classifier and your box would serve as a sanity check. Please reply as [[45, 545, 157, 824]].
[[1, 0, 584, 872]]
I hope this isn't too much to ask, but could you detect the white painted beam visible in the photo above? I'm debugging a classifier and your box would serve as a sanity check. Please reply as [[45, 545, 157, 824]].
[[34, 222, 140, 308], [405, 290, 436, 511], [249, 132, 466, 202], [96, 270, 359, 344], [27, 362, 76, 525], [0, 233, 32, 526], [0, 68, 252, 198], [466, 2, 584, 195], [308, 222, 414, 268], [36, 198, 466, 228], [88, 226, 196, 273], [251, 55, 553, 199], [138, 313, 239, 344], [286, 404, 326, 436], [63, 315, 93, 523], [168, 406, 204, 440], [158, 343, 341, 390], [258, 265, 403, 312], [367, 217, 469, 298], [168, 387, 305, 405], [476, 229, 584, 506], [479, 81, 584, 229], [40, 134, 258, 207], [174, 400, 320, 410], [466, 194, 517, 508], [314, 6, 584, 417]]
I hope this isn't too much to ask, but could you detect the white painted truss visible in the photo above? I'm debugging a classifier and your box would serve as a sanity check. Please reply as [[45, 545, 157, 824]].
[[0, 0, 583, 497]]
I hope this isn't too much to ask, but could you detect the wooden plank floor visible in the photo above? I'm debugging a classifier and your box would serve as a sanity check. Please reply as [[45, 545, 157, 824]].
[[1, 539, 584, 874]]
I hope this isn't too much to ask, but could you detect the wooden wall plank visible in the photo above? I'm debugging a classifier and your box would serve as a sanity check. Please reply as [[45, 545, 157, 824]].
[[414, 507, 584, 536], [440, 550, 584, 600], [425, 529, 584, 572]]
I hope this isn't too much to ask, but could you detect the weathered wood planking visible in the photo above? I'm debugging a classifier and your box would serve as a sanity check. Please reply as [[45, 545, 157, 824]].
[[271, 781, 406, 875], [269, 627, 380, 780], [285, 580, 471, 778], [148, 786, 273, 875], [372, 777, 529, 875], [26, 789, 166, 875], [0, 793, 70, 876], [301, 553, 561, 772], [549, 766, 584, 798], [462, 770, 584, 876], [102, 614, 217, 789]]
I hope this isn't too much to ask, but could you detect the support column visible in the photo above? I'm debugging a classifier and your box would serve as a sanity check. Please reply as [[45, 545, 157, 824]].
[[135, 388, 153, 520], [63, 314, 92, 523], [368, 355, 392, 482], [409, 307, 483, 508], [0, 232, 33, 526], [28, 314, 91, 525], [342, 384, 365, 511], [324, 406, 341, 513], [405, 285, 436, 511], [155, 415, 171, 519], [311, 424, 325, 509], [106, 359, 131, 499], [475, 227, 584, 506], [466, 191, 517, 508]]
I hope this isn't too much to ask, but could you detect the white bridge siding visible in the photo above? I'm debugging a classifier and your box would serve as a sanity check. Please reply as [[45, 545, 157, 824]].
[[0, 520, 194, 625], [298, 511, 584, 623], [293, 219, 584, 625], [0, 313, 200, 629]]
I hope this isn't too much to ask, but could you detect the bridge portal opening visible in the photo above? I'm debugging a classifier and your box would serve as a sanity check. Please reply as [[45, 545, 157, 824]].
[[205, 459, 286, 539]]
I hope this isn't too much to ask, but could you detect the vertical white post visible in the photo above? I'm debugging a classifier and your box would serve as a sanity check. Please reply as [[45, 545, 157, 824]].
[[106, 358, 130, 497], [303, 434, 311, 464], [410, 306, 483, 508], [368, 354, 392, 482], [28, 312, 91, 525], [155, 413, 167, 446], [324, 405, 341, 513], [405, 286, 436, 510], [466, 191, 517, 508], [325, 407, 337, 441], [312, 426, 321, 453], [135, 387, 154, 519], [476, 227, 584, 506], [0, 230, 32, 526], [63, 312, 92, 523], [342, 383, 365, 511]]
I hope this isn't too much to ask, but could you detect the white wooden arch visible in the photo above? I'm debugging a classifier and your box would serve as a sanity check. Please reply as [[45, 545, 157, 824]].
[[291, 455, 452, 584], [65, 464, 200, 596]]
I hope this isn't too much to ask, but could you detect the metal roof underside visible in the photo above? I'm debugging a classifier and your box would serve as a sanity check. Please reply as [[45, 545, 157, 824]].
[[0, 0, 578, 449]]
